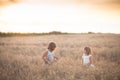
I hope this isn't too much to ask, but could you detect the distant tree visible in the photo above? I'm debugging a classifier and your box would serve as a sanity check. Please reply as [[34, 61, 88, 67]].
[[49, 31, 62, 34], [0, 0, 20, 5], [88, 32, 94, 34], [10, 0, 20, 3]]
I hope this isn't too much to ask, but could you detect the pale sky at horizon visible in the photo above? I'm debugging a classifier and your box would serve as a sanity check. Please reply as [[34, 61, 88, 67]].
[[0, 0, 120, 33]]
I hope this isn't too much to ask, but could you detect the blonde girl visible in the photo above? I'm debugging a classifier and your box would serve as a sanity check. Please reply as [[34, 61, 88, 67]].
[[82, 47, 94, 67], [42, 42, 58, 64]]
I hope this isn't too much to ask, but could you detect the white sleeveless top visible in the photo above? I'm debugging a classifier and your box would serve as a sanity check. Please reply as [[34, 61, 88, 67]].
[[47, 50, 54, 63], [82, 54, 92, 65]]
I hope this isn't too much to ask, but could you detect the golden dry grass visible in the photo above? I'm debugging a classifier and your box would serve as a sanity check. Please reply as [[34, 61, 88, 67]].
[[0, 33, 120, 80]]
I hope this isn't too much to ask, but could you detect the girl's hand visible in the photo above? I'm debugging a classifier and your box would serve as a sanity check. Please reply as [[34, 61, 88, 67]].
[[54, 57, 58, 62], [90, 64, 95, 67]]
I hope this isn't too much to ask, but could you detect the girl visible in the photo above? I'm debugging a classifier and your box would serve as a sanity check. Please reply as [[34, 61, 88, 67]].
[[42, 42, 58, 65], [82, 47, 94, 67]]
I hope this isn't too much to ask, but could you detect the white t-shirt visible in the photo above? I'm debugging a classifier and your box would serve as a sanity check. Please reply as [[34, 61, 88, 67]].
[[82, 54, 92, 65], [47, 50, 54, 63]]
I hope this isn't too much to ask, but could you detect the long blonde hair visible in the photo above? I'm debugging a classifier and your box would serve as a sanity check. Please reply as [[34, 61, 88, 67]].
[[84, 47, 91, 55]]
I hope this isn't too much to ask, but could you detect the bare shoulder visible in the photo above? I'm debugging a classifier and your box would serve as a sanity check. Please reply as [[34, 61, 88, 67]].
[[43, 50, 48, 54], [89, 55, 93, 59]]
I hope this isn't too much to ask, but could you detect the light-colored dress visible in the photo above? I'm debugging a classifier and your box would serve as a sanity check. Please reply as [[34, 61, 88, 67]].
[[82, 54, 94, 67], [82, 54, 92, 65], [46, 50, 54, 63]]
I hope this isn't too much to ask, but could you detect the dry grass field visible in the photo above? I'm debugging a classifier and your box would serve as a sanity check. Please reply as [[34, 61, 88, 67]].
[[0, 33, 120, 80]]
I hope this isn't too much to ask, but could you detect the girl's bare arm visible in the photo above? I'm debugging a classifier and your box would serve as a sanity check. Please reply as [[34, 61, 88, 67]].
[[89, 56, 93, 65], [42, 51, 48, 62], [54, 56, 58, 61], [82, 58, 83, 65]]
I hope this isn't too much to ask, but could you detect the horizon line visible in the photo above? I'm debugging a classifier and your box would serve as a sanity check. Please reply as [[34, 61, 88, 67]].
[[0, 31, 120, 34]]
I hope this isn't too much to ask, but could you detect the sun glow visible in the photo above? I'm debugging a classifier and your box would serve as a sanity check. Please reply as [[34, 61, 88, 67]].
[[0, 2, 120, 33]]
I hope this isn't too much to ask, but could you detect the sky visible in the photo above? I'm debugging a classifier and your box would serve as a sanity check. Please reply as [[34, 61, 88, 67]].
[[0, 0, 120, 33]]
